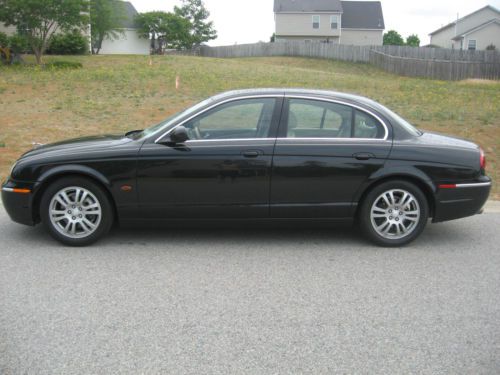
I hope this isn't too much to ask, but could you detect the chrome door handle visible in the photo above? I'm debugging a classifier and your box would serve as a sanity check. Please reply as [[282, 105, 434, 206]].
[[242, 150, 262, 158], [353, 152, 375, 160]]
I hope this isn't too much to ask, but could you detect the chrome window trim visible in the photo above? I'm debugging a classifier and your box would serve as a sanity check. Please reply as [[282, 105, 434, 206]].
[[184, 138, 275, 143], [153, 94, 391, 144], [455, 182, 491, 188], [276, 138, 391, 142], [285, 95, 390, 141], [154, 95, 281, 144]]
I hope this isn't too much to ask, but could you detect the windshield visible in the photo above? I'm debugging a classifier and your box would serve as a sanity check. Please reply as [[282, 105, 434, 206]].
[[140, 97, 215, 138]]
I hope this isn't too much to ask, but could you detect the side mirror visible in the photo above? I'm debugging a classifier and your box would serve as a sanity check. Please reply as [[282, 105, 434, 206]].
[[168, 126, 189, 144]]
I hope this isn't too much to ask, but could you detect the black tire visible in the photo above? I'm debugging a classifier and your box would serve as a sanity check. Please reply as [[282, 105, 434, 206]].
[[40, 176, 114, 246], [359, 180, 429, 247]]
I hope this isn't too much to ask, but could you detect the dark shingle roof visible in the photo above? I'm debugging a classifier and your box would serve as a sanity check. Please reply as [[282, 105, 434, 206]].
[[341, 1, 384, 29], [112, 1, 139, 29], [274, 0, 343, 12]]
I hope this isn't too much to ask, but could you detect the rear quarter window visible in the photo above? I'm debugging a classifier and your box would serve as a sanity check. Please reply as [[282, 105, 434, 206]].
[[354, 110, 385, 139]]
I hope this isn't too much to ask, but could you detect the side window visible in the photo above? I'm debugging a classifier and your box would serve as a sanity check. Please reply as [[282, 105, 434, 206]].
[[286, 99, 352, 138], [312, 15, 320, 29], [330, 15, 339, 29], [184, 98, 276, 140], [354, 110, 385, 139]]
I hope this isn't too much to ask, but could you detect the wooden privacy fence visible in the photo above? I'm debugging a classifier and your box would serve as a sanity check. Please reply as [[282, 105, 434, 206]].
[[369, 50, 500, 81], [186, 41, 500, 81], [200, 42, 371, 62]]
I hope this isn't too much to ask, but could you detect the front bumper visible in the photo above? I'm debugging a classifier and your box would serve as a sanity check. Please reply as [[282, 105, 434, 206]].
[[433, 179, 492, 223], [1, 180, 37, 226]]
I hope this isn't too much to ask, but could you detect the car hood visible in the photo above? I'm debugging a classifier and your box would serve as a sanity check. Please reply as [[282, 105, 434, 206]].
[[20, 134, 133, 160]]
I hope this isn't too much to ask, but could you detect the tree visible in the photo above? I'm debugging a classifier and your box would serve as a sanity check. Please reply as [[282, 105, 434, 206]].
[[90, 0, 125, 54], [383, 30, 405, 46], [0, 0, 89, 64], [270, 33, 276, 43], [135, 11, 191, 54], [174, 0, 217, 48], [406, 34, 420, 47]]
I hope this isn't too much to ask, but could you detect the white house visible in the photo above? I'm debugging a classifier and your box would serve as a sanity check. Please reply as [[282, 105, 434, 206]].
[[274, 0, 385, 46], [429, 5, 500, 50], [98, 1, 150, 55]]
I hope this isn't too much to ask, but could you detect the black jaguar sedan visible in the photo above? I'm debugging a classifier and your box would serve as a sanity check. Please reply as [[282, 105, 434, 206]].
[[2, 89, 491, 247]]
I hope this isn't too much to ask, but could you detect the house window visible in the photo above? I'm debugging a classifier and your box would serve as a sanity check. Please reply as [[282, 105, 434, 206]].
[[330, 15, 339, 29], [312, 15, 320, 29], [468, 40, 476, 50]]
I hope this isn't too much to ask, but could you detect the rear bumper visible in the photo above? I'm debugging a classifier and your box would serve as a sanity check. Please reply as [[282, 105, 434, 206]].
[[1, 180, 36, 226], [433, 180, 492, 223]]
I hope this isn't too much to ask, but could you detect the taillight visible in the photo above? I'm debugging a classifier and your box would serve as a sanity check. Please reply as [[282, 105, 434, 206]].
[[480, 149, 486, 170]]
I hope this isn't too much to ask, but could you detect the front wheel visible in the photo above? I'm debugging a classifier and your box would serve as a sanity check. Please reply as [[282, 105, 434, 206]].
[[40, 177, 113, 246], [359, 180, 429, 247]]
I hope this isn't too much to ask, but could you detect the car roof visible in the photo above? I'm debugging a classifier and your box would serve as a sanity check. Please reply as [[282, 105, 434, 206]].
[[211, 88, 386, 112]]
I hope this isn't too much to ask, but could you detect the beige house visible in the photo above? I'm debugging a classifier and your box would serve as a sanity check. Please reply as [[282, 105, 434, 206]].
[[274, 0, 385, 46], [429, 5, 500, 50]]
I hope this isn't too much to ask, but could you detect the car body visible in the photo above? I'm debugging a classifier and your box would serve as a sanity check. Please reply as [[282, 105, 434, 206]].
[[1, 89, 492, 246]]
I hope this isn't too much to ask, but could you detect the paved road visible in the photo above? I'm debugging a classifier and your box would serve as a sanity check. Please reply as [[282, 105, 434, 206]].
[[1, 206, 499, 375]]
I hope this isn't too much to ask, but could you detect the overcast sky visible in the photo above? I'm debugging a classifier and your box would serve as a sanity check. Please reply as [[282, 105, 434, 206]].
[[129, 0, 500, 46]]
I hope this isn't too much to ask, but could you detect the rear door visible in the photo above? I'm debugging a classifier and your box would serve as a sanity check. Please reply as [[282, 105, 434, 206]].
[[270, 96, 392, 218]]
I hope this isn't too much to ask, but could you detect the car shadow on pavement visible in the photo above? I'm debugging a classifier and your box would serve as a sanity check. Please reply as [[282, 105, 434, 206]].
[[1, 216, 479, 251]]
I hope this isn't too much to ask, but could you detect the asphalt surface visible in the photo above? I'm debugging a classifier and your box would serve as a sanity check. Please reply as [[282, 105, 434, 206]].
[[1, 205, 499, 375]]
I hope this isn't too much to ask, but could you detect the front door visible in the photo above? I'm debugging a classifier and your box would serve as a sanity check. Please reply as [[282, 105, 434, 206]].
[[137, 97, 282, 219], [270, 97, 392, 218]]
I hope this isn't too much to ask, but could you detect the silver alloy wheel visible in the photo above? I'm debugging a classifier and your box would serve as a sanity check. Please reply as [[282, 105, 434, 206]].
[[49, 186, 102, 239], [370, 189, 421, 240]]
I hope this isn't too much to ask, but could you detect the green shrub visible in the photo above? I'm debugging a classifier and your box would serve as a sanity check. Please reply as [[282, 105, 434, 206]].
[[8, 35, 29, 54], [45, 60, 83, 69], [47, 31, 88, 55], [0, 32, 8, 48], [486, 44, 496, 51]]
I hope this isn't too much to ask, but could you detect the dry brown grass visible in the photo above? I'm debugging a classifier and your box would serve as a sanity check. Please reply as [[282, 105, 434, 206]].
[[1, 55, 499, 198]]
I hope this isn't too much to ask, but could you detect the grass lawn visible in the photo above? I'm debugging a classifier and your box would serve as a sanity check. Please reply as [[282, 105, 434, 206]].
[[0, 55, 499, 199]]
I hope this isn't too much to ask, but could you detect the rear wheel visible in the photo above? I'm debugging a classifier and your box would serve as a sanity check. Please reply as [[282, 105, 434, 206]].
[[359, 180, 429, 247], [40, 177, 113, 246]]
